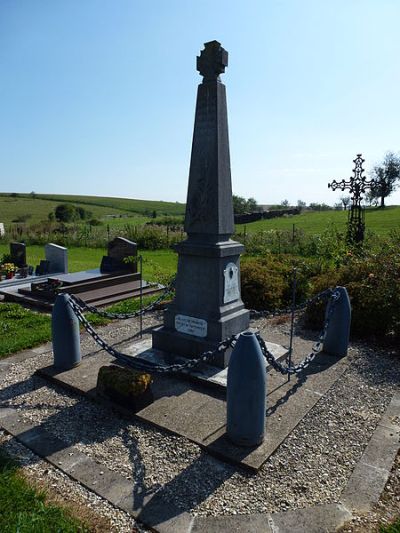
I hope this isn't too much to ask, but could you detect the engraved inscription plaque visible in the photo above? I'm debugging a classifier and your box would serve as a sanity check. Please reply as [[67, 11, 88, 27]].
[[223, 262, 239, 304], [175, 315, 208, 338]]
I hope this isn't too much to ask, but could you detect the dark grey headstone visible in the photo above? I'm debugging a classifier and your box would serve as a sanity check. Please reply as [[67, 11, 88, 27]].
[[10, 242, 26, 268], [35, 260, 50, 276], [102, 237, 137, 273], [107, 237, 137, 261]]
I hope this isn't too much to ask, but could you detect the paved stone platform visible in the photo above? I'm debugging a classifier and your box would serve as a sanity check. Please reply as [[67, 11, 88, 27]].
[[38, 345, 349, 470], [1, 370, 399, 533]]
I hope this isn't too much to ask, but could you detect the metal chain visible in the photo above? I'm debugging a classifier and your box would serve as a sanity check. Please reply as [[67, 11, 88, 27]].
[[70, 278, 176, 320], [249, 288, 335, 319], [67, 286, 340, 377], [67, 296, 236, 374], [256, 289, 341, 375]]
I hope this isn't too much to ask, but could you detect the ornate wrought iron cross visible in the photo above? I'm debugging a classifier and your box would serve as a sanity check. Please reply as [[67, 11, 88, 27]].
[[328, 154, 375, 243]]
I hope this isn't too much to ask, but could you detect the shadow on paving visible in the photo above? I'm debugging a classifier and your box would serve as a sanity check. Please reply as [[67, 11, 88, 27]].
[[0, 373, 235, 525], [0, 346, 353, 527]]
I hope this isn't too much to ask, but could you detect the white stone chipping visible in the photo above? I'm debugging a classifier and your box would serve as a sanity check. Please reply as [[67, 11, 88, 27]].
[[0, 314, 399, 528]]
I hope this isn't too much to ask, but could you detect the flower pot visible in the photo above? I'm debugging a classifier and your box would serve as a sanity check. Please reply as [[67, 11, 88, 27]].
[[6, 272, 14, 279]]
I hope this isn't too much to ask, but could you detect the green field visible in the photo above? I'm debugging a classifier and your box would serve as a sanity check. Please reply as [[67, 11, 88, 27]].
[[0, 192, 185, 224], [0, 195, 133, 226], [238, 206, 400, 235], [1, 193, 398, 236]]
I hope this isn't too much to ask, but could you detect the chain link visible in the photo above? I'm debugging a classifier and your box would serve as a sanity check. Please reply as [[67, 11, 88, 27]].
[[66, 287, 340, 377], [256, 289, 341, 374], [70, 278, 176, 320], [67, 296, 236, 374]]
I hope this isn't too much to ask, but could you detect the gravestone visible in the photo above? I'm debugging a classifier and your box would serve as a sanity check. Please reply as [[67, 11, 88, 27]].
[[45, 243, 68, 274], [0, 223, 5, 237], [100, 237, 137, 273], [35, 260, 51, 276], [152, 41, 249, 368], [10, 242, 26, 268]]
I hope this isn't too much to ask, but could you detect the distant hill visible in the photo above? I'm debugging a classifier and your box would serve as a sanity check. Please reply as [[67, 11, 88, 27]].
[[0, 193, 186, 226]]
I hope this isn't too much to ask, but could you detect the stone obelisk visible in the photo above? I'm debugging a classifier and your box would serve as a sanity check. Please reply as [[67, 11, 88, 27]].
[[152, 40, 249, 367]]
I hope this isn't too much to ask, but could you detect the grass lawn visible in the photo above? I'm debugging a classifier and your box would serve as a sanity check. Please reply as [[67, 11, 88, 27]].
[[381, 520, 400, 533], [237, 206, 400, 235], [0, 449, 89, 532], [0, 304, 51, 357]]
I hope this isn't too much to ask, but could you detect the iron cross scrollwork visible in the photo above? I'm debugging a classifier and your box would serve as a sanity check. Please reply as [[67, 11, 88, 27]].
[[197, 40, 228, 82], [328, 154, 375, 243]]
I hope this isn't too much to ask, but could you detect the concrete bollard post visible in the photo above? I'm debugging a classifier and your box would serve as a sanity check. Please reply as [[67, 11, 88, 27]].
[[323, 286, 351, 357], [52, 294, 81, 369], [227, 331, 266, 447]]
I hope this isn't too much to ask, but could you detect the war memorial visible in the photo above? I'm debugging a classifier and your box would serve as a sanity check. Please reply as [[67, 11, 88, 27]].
[[0, 41, 399, 533]]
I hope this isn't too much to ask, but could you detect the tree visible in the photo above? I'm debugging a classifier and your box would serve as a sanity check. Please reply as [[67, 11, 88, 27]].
[[232, 195, 258, 214], [280, 199, 289, 207], [54, 203, 77, 222], [365, 190, 378, 207], [370, 152, 400, 208], [232, 195, 247, 214], [297, 199, 306, 210], [340, 195, 351, 210], [75, 206, 92, 220], [247, 197, 258, 211], [309, 202, 332, 211]]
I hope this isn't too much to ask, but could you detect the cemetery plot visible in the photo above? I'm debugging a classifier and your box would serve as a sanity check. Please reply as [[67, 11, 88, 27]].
[[0, 238, 163, 309]]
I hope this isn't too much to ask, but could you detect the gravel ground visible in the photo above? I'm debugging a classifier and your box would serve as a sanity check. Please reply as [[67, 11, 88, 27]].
[[0, 430, 142, 532], [0, 312, 399, 527]]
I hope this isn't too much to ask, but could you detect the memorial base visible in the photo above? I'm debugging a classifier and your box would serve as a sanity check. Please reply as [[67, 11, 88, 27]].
[[152, 307, 250, 368]]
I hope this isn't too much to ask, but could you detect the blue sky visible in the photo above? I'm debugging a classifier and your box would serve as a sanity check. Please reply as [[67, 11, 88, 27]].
[[1, 0, 399, 205]]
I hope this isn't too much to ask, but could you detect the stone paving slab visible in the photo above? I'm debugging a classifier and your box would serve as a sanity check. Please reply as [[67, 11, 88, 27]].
[[37, 348, 348, 470], [340, 392, 400, 514], [191, 513, 274, 532], [1, 392, 399, 533], [270, 503, 352, 533]]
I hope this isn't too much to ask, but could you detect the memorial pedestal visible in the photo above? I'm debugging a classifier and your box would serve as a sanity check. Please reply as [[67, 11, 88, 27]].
[[152, 238, 249, 368]]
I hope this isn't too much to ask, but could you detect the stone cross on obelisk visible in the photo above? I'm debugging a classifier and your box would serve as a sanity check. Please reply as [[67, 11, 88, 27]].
[[152, 40, 249, 368]]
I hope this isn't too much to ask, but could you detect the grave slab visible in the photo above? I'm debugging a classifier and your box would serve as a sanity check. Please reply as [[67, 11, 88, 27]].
[[37, 341, 348, 471]]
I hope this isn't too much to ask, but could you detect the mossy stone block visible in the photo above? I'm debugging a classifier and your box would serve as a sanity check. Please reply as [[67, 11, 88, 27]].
[[96, 365, 153, 411]]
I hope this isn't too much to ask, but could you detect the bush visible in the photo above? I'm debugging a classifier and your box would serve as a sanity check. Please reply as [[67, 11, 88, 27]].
[[305, 241, 400, 339], [241, 260, 287, 310], [240, 255, 314, 311]]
